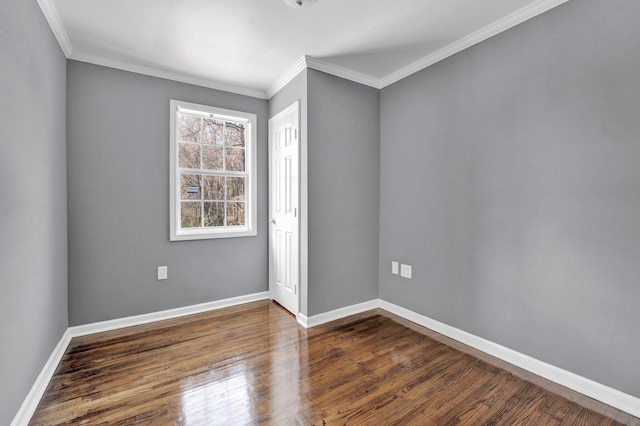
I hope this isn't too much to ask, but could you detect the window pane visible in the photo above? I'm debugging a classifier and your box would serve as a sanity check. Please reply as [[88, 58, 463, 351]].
[[225, 148, 245, 171], [202, 145, 223, 170], [202, 119, 224, 145], [227, 177, 245, 201], [181, 174, 201, 200], [177, 114, 201, 142], [203, 175, 224, 200], [225, 122, 245, 147], [181, 202, 202, 228], [179, 142, 200, 169], [171, 100, 255, 240], [227, 202, 245, 226], [204, 202, 225, 227]]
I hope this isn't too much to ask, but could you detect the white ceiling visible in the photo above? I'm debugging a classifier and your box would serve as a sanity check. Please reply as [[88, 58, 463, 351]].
[[40, 0, 570, 99]]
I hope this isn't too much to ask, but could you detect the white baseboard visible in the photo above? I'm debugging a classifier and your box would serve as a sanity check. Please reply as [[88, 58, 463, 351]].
[[68, 291, 269, 338], [297, 299, 380, 328], [377, 299, 640, 419], [11, 291, 270, 425], [13, 294, 639, 423], [301, 298, 639, 418], [11, 330, 72, 426]]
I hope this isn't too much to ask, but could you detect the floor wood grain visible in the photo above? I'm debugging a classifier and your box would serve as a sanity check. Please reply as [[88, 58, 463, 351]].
[[30, 301, 639, 425]]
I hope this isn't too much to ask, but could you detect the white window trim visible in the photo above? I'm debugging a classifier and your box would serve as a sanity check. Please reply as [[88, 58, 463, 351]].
[[170, 100, 257, 241]]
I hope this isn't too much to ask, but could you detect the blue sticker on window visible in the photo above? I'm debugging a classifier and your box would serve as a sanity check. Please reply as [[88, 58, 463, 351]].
[[187, 186, 199, 194]]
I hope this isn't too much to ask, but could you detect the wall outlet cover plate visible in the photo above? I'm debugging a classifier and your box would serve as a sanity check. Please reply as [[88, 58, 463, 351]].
[[157, 266, 168, 280], [401, 264, 412, 279]]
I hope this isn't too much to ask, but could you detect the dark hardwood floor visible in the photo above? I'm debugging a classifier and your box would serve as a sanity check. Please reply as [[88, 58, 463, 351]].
[[30, 301, 639, 425]]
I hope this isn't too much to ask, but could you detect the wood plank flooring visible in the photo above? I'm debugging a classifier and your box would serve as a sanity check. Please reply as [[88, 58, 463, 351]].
[[30, 301, 639, 425]]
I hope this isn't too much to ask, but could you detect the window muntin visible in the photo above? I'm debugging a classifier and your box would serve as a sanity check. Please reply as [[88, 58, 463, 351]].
[[170, 101, 256, 240]]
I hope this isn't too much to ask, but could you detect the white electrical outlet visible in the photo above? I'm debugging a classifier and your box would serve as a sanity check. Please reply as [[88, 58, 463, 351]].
[[157, 266, 168, 280], [392, 261, 399, 275], [400, 264, 412, 279]]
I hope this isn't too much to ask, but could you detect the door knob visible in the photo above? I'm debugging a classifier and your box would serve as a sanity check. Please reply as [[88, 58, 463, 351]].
[[270, 218, 276, 225]]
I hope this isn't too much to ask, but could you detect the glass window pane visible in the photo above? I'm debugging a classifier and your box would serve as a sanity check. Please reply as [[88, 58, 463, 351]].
[[204, 202, 225, 227], [227, 177, 245, 201], [225, 148, 245, 171], [203, 175, 224, 200], [181, 174, 201, 200], [225, 122, 245, 147], [181, 202, 202, 228], [202, 145, 223, 170], [177, 114, 201, 142], [227, 202, 245, 226], [172, 101, 254, 239], [179, 142, 200, 169], [202, 119, 224, 145]]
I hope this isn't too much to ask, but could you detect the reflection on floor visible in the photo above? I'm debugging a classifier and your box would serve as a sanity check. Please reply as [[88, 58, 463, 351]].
[[30, 300, 639, 425]]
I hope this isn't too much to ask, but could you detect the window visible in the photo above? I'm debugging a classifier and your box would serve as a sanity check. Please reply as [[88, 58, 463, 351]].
[[170, 100, 257, 240]]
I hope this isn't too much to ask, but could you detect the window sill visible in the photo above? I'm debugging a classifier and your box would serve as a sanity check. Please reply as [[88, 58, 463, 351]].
[[170, 227, 257, 241]]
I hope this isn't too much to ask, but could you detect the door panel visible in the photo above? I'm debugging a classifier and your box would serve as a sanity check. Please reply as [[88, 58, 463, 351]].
[[269, 102, 299, 315]]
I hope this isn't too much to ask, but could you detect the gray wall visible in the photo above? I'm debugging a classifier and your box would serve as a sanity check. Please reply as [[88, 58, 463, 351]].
[[379, 0, 640, 398], [5, 0, 638, 421], [0, 1, 68, 423], [269, 69, 381, 317], [269, 70, 309, 315], [67, 61, 269, 325], [307, 70, 380, 316]]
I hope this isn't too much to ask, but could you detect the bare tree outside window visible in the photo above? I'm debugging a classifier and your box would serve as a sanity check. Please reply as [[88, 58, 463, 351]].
[[170, 100, 256, 241], [176, 112, 247, 228]]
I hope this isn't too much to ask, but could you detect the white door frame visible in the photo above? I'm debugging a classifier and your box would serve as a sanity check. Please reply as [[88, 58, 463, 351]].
[[268, 101, 305, 317]]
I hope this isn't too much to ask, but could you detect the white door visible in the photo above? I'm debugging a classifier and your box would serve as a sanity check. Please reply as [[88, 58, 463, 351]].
[[269, 101, 299, 316]]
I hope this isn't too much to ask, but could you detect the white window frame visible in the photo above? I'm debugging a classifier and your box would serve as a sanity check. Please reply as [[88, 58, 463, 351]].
[[170, 100, 257, 241]]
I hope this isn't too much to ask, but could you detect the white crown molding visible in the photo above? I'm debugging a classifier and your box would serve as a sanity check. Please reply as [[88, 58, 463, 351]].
[[269, 55, 383, 98], [268, 0, 572, 95], [379, 0, 573, 88], [267, 56, 308, 99], [69, 52, 269, 99], [36, 0, 268, 99], [38, 0, 571, 99], [36, 0, 73, 57], [304, 56, 382, 89]]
